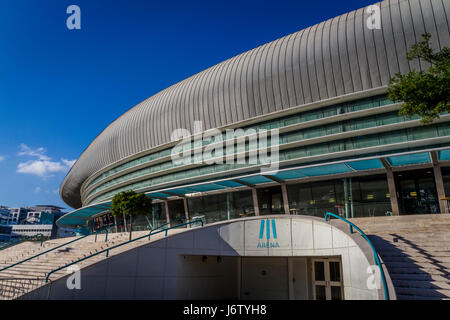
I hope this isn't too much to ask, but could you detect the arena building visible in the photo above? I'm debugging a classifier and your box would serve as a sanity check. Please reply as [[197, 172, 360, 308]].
[[50, 0, 450, 300]]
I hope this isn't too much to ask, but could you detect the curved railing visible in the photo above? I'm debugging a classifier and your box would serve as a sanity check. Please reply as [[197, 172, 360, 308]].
[[45, 218, 204, 282], [0, 224, 119, 273], [0, 234, 45, 251], [324, 212, 390, 300]]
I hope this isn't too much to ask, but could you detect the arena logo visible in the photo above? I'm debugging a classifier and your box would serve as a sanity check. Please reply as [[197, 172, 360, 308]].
[[170, 121, 279, 174], [257, 219, 280, 248]]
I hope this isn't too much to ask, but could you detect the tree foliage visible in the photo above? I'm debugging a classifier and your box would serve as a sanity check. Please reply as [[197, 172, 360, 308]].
[[387, 33, 450, 123], [110, 190, 153, 240]]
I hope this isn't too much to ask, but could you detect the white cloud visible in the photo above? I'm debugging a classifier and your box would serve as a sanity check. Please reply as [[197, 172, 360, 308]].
[[34, 186, 41, 193], [18, 143, 50, 160], [0, 156, 4, 162], [61, 159, 76, 167], [16, 144, 76, 177]]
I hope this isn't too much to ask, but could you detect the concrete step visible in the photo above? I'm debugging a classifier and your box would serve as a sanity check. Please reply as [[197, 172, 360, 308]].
[[379, 251, 450, 258], [396, 294, 447, 300], [384, 261, 450, 269], [395, 287, 450, 298], [386, 266, 450, 276], [382, 256, 450, 264], [393, 279, 450, 290], [390, 273, 450, 282], [375, 244, 450, 252]]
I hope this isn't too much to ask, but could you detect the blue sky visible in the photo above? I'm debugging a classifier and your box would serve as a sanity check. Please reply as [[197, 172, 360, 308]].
[[0, 0, 376, 210]]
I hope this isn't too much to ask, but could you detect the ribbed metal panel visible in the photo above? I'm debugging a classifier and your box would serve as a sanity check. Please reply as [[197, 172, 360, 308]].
[[61, 0, 450, 208]]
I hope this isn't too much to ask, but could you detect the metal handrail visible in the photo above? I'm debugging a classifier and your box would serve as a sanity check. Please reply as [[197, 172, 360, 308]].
[[324, 212, 390, 300], [0, 223, 119, 273], [45, 218, 203, 283], [0, 233, 45, 251]]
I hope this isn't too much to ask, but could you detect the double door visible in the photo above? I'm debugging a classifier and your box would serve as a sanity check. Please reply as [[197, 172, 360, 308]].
[[312, 258, 344, 300]]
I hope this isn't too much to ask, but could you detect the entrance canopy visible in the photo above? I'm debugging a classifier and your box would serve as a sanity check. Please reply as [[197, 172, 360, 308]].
[[56, 147, 450, 227]]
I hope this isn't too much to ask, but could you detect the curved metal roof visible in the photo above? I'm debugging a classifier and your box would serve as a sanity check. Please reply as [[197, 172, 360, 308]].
[[61, 0, 450, 208]]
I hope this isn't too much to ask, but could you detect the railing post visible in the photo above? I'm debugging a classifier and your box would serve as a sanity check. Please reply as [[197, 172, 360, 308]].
[[40, 234, 43, 246], [105, 229, 108, 242]]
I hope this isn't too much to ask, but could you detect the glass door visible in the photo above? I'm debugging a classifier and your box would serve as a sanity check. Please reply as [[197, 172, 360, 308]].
[[312, 258, 343, 300], [396, 169, 439, 214]]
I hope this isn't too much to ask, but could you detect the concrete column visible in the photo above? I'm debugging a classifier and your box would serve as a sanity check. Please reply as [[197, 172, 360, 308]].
[[380, 158, 400, 216], [281, 183, 290, 215], [343, 178, 349, 219], [252, 188, 260, 216], [164, 200, 171, 226], [430, 151, 448, 213], [183, 198, 190, 220], [226, 192, 231, 220], [183, 197, 190, 228]]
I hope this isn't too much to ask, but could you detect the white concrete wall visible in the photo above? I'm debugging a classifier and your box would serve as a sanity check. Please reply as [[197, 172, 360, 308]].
[[26, 215, 380, 300]]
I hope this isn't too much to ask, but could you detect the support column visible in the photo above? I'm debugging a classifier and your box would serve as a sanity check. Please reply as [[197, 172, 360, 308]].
[[343, 178, 349, 219], [430, 151, 448, 213], [380, 158, 400, 216], [281, 183, 290, 215], [164, 200, 171, 227], [183, 197, 190, 228], [349, 178, 354, 218], [226, 192, 231, 220], [252, 188, 260, 216]]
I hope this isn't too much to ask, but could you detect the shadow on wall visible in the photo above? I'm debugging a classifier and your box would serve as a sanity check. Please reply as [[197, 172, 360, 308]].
[[368, 234, 450, 300]]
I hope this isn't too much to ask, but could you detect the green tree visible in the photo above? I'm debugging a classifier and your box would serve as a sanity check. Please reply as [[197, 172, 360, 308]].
[[110, 190, 153, 241], [387, 33, 450, 123]]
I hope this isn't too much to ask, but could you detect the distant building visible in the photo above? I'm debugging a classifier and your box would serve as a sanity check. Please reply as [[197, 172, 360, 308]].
[[0, 205, 74, 241]]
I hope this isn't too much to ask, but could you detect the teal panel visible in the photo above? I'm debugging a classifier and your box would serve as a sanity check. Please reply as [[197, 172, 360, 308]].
[[164, 188, 193, 195], [438, 149, 450, 161], [346, 159, 384, 171], [387, 152, 430, 166], [214, 180, 244, 188], [238, 175, 273, 185], [187, 184, 226, 192], [147, 192, 170, 199], [295, 163, 352, 176], [269, 170, 306, 180]]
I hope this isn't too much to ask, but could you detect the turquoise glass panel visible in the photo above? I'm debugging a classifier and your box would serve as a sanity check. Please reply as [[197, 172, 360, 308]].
[[269, 170, 305, 180], [187, 184, 226, 192], [346, 159, 384, 171], [438, 149, 450, 161], [238, 175, 273, 185], [387, 152, 430, 166], [147, 192, 171, 199], [295, 163, 352, 176], [214, 180, 244, 188]]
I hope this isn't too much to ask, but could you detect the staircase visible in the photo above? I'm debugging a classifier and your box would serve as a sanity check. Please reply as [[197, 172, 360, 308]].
[[351, 214, 450, 300], [0, 229, 183, 300]]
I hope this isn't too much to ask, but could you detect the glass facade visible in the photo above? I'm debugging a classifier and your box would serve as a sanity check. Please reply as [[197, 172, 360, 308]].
[[187, 190, 255, 225], [287, 175, 392, 218], [90, 164, 449, 232]]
